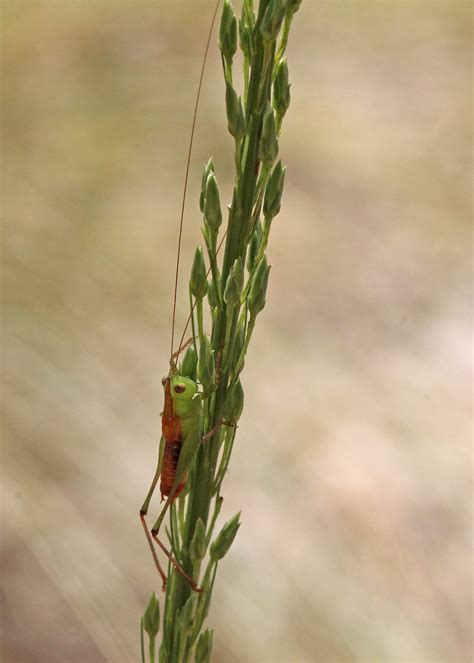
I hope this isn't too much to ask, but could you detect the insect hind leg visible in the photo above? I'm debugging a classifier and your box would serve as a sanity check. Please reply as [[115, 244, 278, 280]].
[[140, 512, 168, 592], [151, 532, 202, 593], [140, 510, 202, 593]]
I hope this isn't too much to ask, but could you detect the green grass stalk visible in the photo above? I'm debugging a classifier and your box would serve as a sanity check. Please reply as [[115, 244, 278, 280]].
[[142, 2, 301, 660]]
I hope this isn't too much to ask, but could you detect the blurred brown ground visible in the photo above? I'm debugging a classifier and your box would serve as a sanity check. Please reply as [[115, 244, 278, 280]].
[[1, 1, 472, 662]]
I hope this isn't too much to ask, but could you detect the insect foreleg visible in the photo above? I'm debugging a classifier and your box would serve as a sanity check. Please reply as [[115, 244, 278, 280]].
[[201, 419, 237, 444], [170, 337, 193, 367]]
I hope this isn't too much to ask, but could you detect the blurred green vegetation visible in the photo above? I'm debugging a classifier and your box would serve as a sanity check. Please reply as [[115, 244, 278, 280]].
[[2, 1, 471, 662]]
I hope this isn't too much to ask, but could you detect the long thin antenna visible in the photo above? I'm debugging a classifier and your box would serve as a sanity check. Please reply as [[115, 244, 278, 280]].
[[170, 0, 221, 361]]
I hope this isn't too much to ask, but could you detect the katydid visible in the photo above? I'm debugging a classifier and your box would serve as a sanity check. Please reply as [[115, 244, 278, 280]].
[[140, 357, 232, 592], [139, 0, 224, 593], [140, 371, 205, 593]]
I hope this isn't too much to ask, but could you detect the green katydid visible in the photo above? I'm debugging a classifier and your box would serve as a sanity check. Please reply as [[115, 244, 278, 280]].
[[140, 370, 209, 593], [139, 0, 230, 594]]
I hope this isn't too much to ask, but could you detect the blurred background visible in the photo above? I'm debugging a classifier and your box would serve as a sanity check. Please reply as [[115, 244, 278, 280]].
[[2, 1, 471, 661]]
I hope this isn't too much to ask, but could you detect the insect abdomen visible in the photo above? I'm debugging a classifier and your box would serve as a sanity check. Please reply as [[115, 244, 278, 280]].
[[160, 436, 186, 500]]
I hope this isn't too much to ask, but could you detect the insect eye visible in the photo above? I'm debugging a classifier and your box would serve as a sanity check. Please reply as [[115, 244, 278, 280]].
[[161, 377, 167, 386], [174, 383, 186, 394]]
